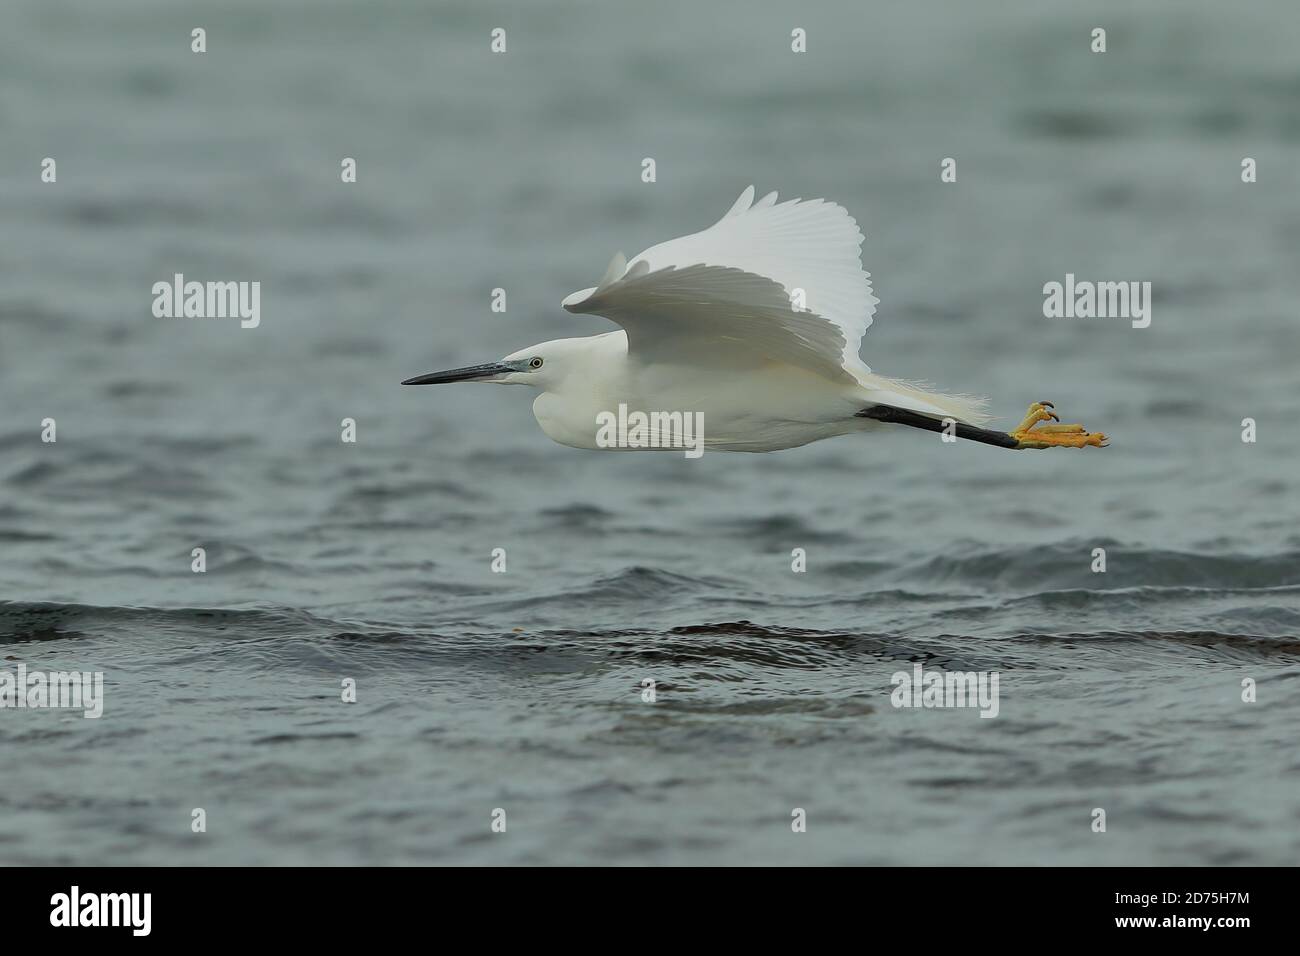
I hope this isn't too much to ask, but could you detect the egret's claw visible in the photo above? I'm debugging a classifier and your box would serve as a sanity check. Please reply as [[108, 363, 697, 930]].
[[1011, 402, 1108, 449]]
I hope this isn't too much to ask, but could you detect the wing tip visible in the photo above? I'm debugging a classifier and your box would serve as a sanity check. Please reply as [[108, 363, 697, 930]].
[[562, 286, 596, 312], [717, 185, 756, 223], [595, 252, 628, 292]]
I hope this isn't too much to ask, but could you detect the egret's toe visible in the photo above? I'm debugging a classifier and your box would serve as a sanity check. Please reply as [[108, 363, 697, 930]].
[[1011, 402, 1108, 450]]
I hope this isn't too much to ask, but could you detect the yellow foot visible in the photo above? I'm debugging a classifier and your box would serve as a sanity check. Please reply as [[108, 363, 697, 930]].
[[1011, 401, 1108, 449]]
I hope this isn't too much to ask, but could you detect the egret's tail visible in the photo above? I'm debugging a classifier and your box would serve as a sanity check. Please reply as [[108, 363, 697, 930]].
[[857, 373, 992, 427]]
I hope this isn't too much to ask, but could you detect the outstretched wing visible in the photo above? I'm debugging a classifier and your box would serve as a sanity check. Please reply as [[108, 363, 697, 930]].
[[566, 261, 856, 382], [562, 186, 879, 383]]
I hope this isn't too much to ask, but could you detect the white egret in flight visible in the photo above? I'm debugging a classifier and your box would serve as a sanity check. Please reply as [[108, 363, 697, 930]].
[[403, 187, 1107, 453]]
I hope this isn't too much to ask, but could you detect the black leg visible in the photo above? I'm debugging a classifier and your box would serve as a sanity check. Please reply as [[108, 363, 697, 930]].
[[856, 404, 1020, 449]]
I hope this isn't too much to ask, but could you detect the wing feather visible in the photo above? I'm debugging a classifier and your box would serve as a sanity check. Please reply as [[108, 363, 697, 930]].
[[563, 186, 879, 380], [566, 262, 854, 382]]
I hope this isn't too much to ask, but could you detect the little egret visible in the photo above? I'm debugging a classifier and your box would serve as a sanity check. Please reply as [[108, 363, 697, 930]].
[[403, 187, 1108, 453]]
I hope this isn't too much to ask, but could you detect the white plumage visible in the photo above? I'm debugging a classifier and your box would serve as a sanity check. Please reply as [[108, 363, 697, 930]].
[[559, 186, 990, 436], [404, 187, 1010, 453], [565, 185, 879, 384]]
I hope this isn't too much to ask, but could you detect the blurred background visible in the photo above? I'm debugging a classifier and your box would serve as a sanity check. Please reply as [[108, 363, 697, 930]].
[[1, 0, 1297, 865]]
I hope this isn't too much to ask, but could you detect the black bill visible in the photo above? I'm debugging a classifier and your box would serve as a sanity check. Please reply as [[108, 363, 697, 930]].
[[401, 362, 514, 385]]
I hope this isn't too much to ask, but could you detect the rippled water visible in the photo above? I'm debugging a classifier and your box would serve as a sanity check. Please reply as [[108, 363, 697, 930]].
[[2, 0, 1299, 865]]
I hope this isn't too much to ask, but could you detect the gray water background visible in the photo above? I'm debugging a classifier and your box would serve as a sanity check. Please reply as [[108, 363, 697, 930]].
[[2, 0, 1299, 865]]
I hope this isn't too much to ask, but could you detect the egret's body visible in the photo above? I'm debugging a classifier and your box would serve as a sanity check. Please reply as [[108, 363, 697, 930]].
[[527, 331, 895, 452], [404, 187, 1107, 453]]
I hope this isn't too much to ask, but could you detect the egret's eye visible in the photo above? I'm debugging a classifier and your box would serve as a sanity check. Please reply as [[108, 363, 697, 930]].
[[528, 357, 543, 369]]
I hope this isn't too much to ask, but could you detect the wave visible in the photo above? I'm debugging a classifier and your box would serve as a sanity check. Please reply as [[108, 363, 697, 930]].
[[3, 600, 1297, 671], [883, 541, 1300, 591]]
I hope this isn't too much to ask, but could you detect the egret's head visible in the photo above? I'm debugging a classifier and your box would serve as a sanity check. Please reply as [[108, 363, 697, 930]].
[[401, 339, 582, 390]]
